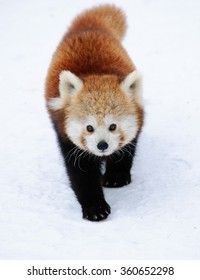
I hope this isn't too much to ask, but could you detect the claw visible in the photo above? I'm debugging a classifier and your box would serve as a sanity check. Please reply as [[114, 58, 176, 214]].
[[100, 213, 105, 218], [82, 201, 111, 221]]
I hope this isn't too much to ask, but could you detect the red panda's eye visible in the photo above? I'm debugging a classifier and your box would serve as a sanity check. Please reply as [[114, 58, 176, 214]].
[[109, 124, 117, 131], [86, 125, 94, 132]]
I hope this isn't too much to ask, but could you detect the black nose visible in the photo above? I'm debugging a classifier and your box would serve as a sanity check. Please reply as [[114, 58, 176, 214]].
[[97, 141, 109, 151]]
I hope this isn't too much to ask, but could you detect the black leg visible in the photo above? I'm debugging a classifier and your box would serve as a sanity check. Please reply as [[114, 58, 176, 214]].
[[56, 136, 110, 221], [103, 139, 138, 188]]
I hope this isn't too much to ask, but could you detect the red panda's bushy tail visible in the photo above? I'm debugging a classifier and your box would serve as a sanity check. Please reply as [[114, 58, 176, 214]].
[[68, 5, 127, 41]]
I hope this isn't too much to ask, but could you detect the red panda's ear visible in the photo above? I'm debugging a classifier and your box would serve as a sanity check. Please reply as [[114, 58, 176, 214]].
[[48, 71, 83, 111], [59, 70, 83, 97], [120, 70, 142, 96]]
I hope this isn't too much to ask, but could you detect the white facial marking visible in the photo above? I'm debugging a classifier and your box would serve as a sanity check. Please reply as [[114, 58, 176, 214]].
[[85, 123, 120, 156], [66, 114, 138, 156], [118, 115, 138, 143], [67, 119, 85, 147]]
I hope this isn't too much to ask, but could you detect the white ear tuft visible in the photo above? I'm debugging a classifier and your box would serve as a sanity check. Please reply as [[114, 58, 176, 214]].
[[48, 71, 83, 111], [48, 97, 64, 111], [121, 70, 142, 95], [59, 70, 83, 97]]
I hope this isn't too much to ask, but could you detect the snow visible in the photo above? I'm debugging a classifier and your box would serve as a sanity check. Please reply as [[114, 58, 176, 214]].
[[0, 0, 200, 259]]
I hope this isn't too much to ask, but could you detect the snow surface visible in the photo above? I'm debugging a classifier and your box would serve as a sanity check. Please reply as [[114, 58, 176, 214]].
[[0, 0, 200, 260]]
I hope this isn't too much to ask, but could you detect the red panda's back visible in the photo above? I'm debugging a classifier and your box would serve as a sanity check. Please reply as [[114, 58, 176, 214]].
[[45, 5, 135, 100]]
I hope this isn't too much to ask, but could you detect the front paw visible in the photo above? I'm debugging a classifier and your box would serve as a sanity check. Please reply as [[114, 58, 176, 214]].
[[82, 200, 111, 221], [103, 171, 131, 188]]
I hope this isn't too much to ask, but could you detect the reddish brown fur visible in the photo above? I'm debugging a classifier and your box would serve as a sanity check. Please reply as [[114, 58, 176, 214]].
[[45, 5, 143, 138], [119, 130, 126, 147], [68, 5, 127, 40], [68, 75, 135, 120]]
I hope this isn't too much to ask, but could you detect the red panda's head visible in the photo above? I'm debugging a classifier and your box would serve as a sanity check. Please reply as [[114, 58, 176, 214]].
[[48, 71, 144, 156]]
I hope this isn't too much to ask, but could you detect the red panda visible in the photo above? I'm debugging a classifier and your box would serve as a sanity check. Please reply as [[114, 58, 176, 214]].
[[45, 5, 144, 221]]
